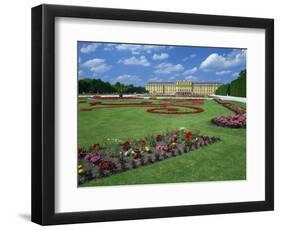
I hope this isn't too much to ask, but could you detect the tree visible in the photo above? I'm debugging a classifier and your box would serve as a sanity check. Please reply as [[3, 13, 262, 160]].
[[215, 84, 230, 96], [78, 78, 146, 95], [78, 79, 92, 94], [229, 69, 246, 97], [114, 82, 127, 97], [215, 69, 246, 97]]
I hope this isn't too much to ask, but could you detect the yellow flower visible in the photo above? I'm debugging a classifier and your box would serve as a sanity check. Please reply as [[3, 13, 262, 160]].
[[78, 168, 84, 174], [78, 164, 83, 169], [144, 146, 150, 152]]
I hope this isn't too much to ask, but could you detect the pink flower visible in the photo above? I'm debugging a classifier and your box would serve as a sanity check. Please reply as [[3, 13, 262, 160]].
[[83, 155, 91, 161], [156, 144, 165, 152], [171, 134, 177, 142], [90, 155, 101, 164]]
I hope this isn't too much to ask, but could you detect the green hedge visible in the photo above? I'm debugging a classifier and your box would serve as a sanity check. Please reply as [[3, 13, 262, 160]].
[[229, 70, 246, 97], [215, 84, 230, 96], [78, 78, 146, 94], [215, 70, 246, 97]]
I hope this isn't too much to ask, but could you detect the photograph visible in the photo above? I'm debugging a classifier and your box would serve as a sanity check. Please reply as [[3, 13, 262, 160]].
[[30, 3, 274, 225], [77, 42, 247, 187]]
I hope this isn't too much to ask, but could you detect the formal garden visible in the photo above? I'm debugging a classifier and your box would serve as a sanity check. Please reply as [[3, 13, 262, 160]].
[[77, 96, 246, 187]]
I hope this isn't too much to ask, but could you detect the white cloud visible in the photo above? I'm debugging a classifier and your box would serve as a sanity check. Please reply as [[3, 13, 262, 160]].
[[148, 76, 163, 82], [104, 44, 116, 51], [78, 70, 84, 77], [183, 54, 197, 62], [216, 70, 232, 75], [132, 51, 140, 55], [80, 44, 100, 53], [185, 75, 198, 81], [115, 44, 164, 54], [116, 74, 141, 84], [183, 67, 197, 75], [119, 56, 150, 66], [152, 53, 169, 60], [232, 72, 239, 78], [82, 58, 112, 73], [200, 49, 246, 71], [154, 62, 184, 74]]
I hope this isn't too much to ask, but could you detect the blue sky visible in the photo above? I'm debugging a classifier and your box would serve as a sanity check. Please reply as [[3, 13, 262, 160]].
[[78, 41, 246, 86]]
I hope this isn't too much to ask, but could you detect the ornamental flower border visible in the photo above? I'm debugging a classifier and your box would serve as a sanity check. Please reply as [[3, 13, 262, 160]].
[[80, 97, 205, 115], [78, 129, 221, 185], [214, 98, 246, 115], [211, 114, 246, 128], [212, 98, 246, 128]]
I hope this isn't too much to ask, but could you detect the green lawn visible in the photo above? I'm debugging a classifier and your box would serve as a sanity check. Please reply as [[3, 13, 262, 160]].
[[78, 98, 246, 186]]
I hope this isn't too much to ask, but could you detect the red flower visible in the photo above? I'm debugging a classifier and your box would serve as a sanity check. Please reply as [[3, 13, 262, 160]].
[[165, 144, 173, 152], [78, 147, 83, 154], [99, 160, 116, 171], [133, 148, 141, 159], [122, 141, 131, 151], [184, 131, 192, 140], [138, 140, 146, 146], [92, 144, 100, 150], [88, 144, 100, 153], [156, 135, 163, 142], [88, 146, 94, 153]]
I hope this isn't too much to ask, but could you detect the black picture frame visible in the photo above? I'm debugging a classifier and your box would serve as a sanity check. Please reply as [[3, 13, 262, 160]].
[[31, 4, 274, 225]]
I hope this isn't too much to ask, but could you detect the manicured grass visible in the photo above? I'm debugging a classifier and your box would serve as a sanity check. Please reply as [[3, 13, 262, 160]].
[[78, 98, 246, 186]]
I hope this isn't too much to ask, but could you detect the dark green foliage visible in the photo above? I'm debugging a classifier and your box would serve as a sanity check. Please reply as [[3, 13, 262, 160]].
[[215, 69, 246, 97], [229, 70, 246, 97], [78, 78, 115, 94], [78, 78, 147, 94], [215, 84, 230, 96]]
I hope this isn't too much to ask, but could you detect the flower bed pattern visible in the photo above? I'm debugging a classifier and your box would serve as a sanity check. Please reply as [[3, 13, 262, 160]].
[[80, 97, 205, 115], [212, 98, 246, 128], [91, 96, 144, 100], [214, 98, 246, 115], [211, 114, 246, 128], [78, 129, 221, 185]]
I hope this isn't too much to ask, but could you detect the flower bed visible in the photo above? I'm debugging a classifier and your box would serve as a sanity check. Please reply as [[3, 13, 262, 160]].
[[214, 98, 246, 115], [80, 98, 205, 115], [211, 114, 246, 128], [212, 98, 246, 128], [91, 96, 144, 100], [78, 128, 221, 185], [146, 106, 204, 114]]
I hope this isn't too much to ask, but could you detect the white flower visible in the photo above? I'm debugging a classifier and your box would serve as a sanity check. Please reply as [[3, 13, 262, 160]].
[[179, 127, 185, 130]]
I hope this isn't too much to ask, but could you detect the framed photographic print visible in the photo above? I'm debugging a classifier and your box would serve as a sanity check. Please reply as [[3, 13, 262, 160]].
[[31, 4, 274, 225]]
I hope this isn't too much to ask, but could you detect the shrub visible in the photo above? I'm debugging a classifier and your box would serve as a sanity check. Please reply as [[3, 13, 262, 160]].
[[215, 69, 246, 97]]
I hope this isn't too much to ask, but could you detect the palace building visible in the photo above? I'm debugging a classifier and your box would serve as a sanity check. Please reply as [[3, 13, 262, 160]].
[[145, 80, 222, 96]]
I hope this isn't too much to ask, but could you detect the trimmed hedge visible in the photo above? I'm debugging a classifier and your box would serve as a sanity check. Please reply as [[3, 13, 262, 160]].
[[229, 72, 246, 97], [215, 69, 246, 97], [215, 84, 230, 96]]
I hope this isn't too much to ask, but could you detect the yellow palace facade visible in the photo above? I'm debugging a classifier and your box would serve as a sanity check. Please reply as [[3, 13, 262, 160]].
[[145, 80, 222, 96]]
